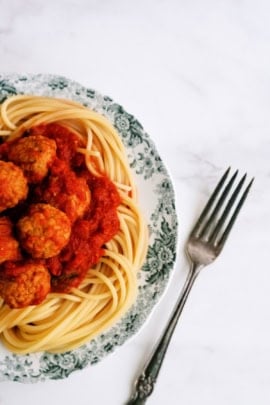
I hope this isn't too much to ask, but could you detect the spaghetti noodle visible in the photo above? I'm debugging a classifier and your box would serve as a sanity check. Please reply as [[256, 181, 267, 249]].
[[0, 95, 148, 354]]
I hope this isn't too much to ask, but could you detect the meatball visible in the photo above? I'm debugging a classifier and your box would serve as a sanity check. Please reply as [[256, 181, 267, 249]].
[[17, 203, 71, 259], [0, 217, 21, 264], [0, 261, 51, 308], [46, 176, 90, 223], [41, 162, 91, 223], [0, 160, 28, 212], [7, 135, 57, 183]]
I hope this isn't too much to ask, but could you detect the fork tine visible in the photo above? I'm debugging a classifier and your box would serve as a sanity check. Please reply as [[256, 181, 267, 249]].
[[216, 178, 254, 247], [208, 172, 247, 243], [198, 169, 239, 238], [190, 167, 230, 237]]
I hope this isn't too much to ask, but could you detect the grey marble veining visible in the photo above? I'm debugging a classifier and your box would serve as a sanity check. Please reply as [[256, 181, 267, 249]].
[[0, 1, 269, 404]]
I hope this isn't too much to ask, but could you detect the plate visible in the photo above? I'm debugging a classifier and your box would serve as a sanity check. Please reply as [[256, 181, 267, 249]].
[[0, 73, 178, 382]]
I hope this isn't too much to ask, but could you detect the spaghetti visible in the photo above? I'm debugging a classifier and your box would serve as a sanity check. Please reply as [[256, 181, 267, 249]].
[[0, 95, 148, 354]]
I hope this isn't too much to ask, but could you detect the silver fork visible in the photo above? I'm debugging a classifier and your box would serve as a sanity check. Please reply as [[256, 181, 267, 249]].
[[126, 167, 254, 405]]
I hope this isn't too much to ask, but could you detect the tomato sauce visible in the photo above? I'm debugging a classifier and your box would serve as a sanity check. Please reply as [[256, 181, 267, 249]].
[[32, 124, 121, 292], [1, 123, 121, 295], [47, 171, 121, 292]]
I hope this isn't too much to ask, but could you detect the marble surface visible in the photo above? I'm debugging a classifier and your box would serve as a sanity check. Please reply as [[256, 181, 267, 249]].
[[0, 1, 269, 404]]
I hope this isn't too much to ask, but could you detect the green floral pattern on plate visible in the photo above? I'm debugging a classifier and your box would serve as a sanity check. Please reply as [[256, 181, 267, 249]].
[[0, 73, 178, 383]]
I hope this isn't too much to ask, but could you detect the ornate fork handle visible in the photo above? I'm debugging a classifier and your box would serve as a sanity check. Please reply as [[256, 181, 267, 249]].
[[127, 263, 201, 404]]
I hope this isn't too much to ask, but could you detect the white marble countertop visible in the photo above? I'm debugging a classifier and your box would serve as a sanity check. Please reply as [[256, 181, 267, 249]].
[[0, 1, 269, 404]]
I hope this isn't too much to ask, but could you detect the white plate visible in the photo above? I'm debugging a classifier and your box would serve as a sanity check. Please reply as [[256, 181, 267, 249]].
[[0, 73, 178, 382]]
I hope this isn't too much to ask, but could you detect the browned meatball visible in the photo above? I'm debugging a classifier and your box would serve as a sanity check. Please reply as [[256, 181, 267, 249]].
[[36, 158, 91, 224], [0, 161, 28, 212], [0, 217, 21, 264], [0, 261, 51, 308], [17, 204, 71, 259], [7, 135, 57, 183], [44, 173, 91, 223]]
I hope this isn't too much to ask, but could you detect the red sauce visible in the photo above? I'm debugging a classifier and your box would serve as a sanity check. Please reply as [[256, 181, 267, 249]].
[[0, 123, 121, 296], [47, 171, 120, 292]]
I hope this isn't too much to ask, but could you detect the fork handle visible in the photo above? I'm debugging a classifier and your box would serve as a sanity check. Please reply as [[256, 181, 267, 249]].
[[126, 263, 201, 404]]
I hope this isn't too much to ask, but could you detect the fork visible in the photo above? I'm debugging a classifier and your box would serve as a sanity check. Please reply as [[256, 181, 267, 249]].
[[126, 167, 254, 405]]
